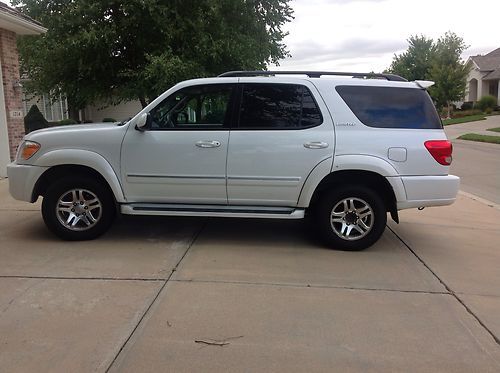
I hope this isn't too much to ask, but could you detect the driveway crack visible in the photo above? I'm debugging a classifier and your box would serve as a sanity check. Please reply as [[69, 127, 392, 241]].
[[170, 278, 450, 295], [1, 278, 45, 314]]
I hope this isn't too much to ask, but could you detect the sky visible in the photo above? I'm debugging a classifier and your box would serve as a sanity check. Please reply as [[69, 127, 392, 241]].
[[274, 0, 500, 72], [2, 0, 499, 73]]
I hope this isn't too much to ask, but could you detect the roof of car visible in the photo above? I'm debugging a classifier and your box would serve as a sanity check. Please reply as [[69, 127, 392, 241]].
[[177, 75, 421, 90], [218, 70, 407, 81]]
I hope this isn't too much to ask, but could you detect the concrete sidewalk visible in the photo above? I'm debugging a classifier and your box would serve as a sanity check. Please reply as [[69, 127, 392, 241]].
[[444, 114, 500, 139], [0, 179, 499, 372]]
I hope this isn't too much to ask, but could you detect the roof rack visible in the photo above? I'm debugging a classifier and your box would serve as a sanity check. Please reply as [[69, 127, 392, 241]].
[[218, 70, 408, 82]]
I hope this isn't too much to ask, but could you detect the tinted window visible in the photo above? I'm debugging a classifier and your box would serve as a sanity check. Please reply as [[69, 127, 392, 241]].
[[238, 84, 322, 129], [149, 84, 233, 130], [336, 86, 442, 129]]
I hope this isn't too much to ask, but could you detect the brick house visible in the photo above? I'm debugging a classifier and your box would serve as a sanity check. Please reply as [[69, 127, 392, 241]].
[[0, 3, 45, 177]]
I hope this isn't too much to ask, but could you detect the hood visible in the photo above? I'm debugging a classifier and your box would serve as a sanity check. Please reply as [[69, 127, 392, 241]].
[[26, 122, 119, 137], [24, 121, 128, 151]]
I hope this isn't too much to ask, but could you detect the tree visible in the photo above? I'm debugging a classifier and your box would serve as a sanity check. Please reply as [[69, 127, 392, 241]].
[[428, 32, 471, 118], [387, 35, 435, 81], [13, 0, 293, 116], [387, 32, 470, 117]]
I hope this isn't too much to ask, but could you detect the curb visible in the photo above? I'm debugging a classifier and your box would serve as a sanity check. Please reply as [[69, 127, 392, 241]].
[[458, 190, 500, 211]]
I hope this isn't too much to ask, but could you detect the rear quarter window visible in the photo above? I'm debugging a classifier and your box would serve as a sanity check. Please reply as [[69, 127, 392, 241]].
[[335, 86, 442, 129]]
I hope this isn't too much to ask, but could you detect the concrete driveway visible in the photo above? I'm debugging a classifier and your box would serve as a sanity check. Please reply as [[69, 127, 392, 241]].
[[0, 179, 499, 372]]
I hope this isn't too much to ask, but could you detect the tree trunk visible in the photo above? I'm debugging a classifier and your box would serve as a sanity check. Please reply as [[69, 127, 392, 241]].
[[67, 103, 80, 123], [139, 96, 148, 109], [446, 101, 451, 120]]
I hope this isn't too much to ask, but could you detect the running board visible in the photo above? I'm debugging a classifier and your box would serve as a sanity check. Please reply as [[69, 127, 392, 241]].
[[120, 203, 305, 219]]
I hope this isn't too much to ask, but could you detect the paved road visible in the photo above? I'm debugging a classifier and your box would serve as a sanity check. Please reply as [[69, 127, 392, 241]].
[[0, 180, 498, 372], [444, 115, 500, 204]]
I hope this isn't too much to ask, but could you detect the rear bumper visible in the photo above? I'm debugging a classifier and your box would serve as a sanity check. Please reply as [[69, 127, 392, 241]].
[[6, 163, 48, 202], [397, 175, 460, 210]]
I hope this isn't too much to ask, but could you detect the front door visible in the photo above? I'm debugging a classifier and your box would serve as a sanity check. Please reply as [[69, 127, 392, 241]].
[[121, 83, 236, 204]]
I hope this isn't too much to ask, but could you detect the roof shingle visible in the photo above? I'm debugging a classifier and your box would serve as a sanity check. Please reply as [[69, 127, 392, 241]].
[[0, 2, 43, 27], [471, 47, 500, 71]]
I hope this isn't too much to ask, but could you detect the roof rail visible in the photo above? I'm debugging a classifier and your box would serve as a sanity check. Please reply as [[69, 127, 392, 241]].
[[218, 70, 408, 82]]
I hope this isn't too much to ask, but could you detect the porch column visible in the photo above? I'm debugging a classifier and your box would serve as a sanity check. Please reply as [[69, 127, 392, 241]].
[[0, 29, 24, 162], [497, 80, 500, 105], [0, 57, 10, 176]]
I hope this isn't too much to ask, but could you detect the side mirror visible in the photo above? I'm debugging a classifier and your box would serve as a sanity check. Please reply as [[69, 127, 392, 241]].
[[136, 112, 150, 131]]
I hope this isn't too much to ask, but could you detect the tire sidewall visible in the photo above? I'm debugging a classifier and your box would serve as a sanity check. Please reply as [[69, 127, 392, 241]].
[[42, 177, 115, 240], [316, 186, 387, 251]]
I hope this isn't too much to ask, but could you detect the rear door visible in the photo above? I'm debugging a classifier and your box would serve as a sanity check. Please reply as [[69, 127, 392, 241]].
[[226, 80, 334, 207]]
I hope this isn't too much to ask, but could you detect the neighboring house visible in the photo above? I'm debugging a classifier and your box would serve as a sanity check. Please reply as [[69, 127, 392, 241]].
[[83, 100, 142, 122], [0, 2, 46, 177], [21, 92, 142, 123], [465, 47, 500, 105]]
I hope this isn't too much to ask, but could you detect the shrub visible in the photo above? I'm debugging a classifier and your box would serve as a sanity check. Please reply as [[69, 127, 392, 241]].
[[59, 118, 78, 125], [48, 118, 78, 127], [24, 105, 48, 133], [102, 117, 117, 122], [451, 109, 483, 118], [485, 107, 493, 114], [476, 95, 497, 112], [460, 101, 474, 110]]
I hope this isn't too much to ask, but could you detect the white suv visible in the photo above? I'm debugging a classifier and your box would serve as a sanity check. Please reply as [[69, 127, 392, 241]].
[[7, 71, 459, 250]]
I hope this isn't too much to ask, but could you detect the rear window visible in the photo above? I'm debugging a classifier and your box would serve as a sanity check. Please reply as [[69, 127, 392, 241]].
[[335, 86, 442, 129]]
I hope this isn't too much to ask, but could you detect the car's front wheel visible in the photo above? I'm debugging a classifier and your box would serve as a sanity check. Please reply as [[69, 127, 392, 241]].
[[42, 177, 115, 240], [315, 186, 387, 251]]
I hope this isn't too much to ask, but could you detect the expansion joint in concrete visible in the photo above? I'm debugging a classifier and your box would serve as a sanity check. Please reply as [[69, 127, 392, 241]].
[[387, 225, 500, 346], [104, 220, 208, 372]]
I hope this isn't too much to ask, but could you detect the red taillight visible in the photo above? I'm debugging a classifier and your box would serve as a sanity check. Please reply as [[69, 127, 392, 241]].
[[424, 140, 453, 165]]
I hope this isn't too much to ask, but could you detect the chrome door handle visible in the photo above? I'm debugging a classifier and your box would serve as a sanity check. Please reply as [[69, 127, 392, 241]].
[[196, 140, 221, 148], [304, 141, 328, 149]]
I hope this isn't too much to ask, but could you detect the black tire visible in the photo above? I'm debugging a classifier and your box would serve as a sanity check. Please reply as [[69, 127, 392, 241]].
[[42, 176, 116, 240], [314, 186, 387, 251]]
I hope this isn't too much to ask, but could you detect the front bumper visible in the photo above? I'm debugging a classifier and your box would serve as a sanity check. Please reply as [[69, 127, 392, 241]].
[[6, 163, 48, 202], [397, 175, 460, 210]]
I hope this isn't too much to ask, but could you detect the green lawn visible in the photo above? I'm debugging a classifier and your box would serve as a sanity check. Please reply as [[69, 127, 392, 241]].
[[457, 133, 500, 144], [442, 115, 486, 126], [487, 127, 500, 133]]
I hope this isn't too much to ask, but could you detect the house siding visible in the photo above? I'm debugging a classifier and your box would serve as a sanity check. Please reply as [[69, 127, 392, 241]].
[[86, 100, 142, 122]]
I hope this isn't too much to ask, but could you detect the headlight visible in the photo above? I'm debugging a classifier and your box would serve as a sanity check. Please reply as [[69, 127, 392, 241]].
[[18, 141, 41, 160]]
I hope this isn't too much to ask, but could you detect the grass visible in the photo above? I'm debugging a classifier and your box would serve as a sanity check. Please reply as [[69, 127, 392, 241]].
[[457, 133, 500, 144], [442, 114, 486, 126], [487, 127, 500, 133]]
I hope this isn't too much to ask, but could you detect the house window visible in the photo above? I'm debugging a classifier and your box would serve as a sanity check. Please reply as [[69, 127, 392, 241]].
[[22, 92, 69, 122]]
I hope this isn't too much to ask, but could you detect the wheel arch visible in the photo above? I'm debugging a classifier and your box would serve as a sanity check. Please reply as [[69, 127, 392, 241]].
[[306, 169, 399, 222], [32, 150, 125, 202]]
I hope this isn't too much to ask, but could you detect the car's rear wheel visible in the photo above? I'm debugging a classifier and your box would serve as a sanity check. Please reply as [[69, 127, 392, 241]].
[[315, 186, 387, 251], [42, 177, 115, 240]]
